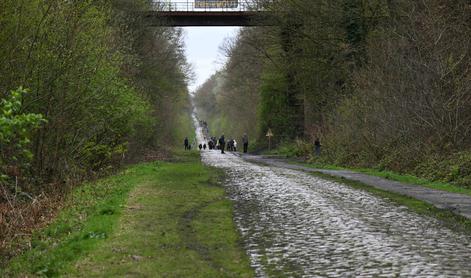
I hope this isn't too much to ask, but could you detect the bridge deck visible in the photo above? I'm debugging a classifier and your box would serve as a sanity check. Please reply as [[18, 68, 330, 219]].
[[145, 1, 272, 27], [144, 11, 263, 26]]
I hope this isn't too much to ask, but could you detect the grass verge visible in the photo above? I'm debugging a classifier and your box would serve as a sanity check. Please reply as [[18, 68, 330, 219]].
[[1, 165, 146, 277], [71, 150, 253, 277], [2, 151, 253, 277], [310, 171, 471, 234]]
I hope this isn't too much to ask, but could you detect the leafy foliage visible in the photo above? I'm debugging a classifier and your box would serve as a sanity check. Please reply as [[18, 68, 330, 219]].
[[195, 0, 471, 187], [0, 88, 45, 182], [0, 0, 191, 192]]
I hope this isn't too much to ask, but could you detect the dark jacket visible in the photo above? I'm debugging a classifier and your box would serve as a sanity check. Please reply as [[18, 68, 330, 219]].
[[242, 134, 248, 144]]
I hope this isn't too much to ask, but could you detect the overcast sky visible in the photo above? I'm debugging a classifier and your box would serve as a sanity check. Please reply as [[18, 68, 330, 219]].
[[183, 27, 240, 92]]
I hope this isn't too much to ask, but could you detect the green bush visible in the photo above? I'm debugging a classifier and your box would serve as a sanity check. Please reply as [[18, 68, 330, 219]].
[[0, 88, 46, 183], [415, 152, 471, 188]]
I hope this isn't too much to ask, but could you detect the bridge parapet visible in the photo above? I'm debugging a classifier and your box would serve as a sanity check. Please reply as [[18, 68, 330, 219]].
[[151, 1, 270, 12]]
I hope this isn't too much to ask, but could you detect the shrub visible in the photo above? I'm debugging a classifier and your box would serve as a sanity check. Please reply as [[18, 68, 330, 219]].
[[0, 88, 46, 186]]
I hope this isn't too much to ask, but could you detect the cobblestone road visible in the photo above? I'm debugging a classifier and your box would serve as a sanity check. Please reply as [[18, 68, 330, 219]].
[[194, 116, 471, 277]]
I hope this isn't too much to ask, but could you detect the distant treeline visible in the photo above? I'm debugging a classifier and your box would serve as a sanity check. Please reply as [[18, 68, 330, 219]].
[[0, 0, 191, 194], [194, 0, 471, 187]]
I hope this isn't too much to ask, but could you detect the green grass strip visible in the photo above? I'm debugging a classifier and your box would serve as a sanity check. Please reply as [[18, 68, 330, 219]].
[[2, 164, 152, 277], [70, 151, 253, 277], [3, 151, 253, 277]]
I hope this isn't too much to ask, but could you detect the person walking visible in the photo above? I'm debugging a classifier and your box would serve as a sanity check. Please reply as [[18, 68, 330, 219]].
[[314, 138, 321, 156], [199, 144, 203, 151], [184, 137, 189, 150], [219, 134, 226, 154], [242, 133, 249, 153], [203, 143, 207, 150]]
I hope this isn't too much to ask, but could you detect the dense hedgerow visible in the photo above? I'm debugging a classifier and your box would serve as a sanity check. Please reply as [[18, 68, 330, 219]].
[[0, 0, 190, 192], [195, 0, 471, 187]]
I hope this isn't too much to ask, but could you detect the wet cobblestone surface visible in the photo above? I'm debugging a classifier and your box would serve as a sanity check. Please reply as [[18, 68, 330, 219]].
[[202, 151, 471, 277], [244, 155, 471, 220], [194, 118, 471, 277]]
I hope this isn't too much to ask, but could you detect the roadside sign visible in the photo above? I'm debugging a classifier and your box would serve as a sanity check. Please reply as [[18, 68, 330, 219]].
[[266, 128, 273, 137]]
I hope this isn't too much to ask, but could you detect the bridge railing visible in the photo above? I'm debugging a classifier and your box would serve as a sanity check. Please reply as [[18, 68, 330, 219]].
[[151, 1, 270, 12]]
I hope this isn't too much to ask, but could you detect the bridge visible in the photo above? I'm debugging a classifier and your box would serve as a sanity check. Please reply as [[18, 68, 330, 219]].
[[143, 1, 272, 27]]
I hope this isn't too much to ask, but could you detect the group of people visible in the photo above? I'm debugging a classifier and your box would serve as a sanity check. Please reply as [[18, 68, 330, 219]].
[[185, 134, 321, 156], [207, 137, 218, 150], [184, 137, 192, 150], [184, 133, 250, 155], [209, 134, 237, 154]]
